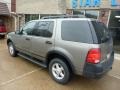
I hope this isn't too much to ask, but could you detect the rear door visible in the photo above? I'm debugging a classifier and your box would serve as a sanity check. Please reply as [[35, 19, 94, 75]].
[[55, 19, 94, 72]]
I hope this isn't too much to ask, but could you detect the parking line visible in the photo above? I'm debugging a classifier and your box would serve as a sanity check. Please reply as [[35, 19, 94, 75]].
[[0, 68, 41, 86], [115, 54, 120, 61], [109, 74, 120, 80], [115, 57, 120, 61]]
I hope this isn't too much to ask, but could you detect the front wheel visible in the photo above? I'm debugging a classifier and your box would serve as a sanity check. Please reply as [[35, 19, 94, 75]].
[[8, 42, 17, 57], [49, 58, 71, 84]]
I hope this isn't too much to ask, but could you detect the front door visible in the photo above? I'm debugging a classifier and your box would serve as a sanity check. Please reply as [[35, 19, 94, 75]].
[[13, 21, 37, 54], [30, 21, 55, 58]]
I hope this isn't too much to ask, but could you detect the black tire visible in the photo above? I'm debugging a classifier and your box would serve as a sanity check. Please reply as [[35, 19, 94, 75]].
[[0, 35, 5, 38], [2, 35, 5, 38], [8, 42, 17, 57], [49, 58, 71, 84]]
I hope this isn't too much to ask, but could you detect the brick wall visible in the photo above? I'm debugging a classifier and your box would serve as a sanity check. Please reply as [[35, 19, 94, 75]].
[[16, 0, 65, 14], [99, 9, 110, 25], [19, 15, 25, 29], [58, 0, 66, 14], [11, 0, 16, 12]]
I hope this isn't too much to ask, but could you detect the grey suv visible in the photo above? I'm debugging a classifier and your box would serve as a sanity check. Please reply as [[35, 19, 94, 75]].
[[7, 17, 114, 84]]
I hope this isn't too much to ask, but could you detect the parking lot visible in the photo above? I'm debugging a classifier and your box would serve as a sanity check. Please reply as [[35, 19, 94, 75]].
[[0, 39, 120, 90]]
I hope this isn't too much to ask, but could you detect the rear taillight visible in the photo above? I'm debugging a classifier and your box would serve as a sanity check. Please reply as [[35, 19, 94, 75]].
[[86, 48, 101, 64], [0, 26, 6, 32]]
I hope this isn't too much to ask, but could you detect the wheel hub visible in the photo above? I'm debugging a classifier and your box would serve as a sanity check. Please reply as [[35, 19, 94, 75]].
[[9, 45, 14, 55], [52, 63, 65, 80]]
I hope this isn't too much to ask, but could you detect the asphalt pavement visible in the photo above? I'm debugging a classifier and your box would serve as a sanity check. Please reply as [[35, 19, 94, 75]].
[[0, 39, 120, 90]]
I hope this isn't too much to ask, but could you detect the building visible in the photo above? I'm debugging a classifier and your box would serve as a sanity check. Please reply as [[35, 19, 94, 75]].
[[16, 0, 120, 29], [16, 0, 120, 51], [0, 0, 16, 32], [66, 0, 120, 26], [16, 0, 66, 29]]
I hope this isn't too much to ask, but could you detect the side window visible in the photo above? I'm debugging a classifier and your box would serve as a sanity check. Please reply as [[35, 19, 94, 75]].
[[32, 21, 54, 37], [22, 21, 36, 35]]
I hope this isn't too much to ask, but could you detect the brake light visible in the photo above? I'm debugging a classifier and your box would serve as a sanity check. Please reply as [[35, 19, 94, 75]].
[[86, 48, 101, 64], [0, 26, 6, 32]]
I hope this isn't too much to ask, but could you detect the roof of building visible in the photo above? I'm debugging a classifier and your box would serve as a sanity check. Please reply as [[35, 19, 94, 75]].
[[0, 2, 10, 15]]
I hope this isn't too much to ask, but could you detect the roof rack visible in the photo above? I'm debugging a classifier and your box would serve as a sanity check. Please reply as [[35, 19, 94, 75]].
[[41, 15, 86, 19]]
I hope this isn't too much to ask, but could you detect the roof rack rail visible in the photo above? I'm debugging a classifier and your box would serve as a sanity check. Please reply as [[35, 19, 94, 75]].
[[41, 15, 86, 19]]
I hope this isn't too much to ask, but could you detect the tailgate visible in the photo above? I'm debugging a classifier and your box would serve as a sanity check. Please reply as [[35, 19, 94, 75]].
[[100, 38, 113, 62]]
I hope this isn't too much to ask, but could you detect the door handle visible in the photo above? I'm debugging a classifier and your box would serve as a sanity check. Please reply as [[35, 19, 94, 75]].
[[25, 38, 30, 41], [45, 41, 52, 44]]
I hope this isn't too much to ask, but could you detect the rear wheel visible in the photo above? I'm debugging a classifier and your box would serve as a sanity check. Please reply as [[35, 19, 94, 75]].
[[49, 58, 71, 84], [8, 42, 17, 57]]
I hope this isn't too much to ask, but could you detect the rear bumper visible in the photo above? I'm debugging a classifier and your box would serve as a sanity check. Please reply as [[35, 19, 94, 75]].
[[83, 51, 114, 78], [0, 33, 6, 35]]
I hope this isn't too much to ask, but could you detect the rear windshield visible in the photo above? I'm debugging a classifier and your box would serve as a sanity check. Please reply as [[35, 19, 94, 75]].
[[92, 21, 111, 43], [61, 20, 93, 43]]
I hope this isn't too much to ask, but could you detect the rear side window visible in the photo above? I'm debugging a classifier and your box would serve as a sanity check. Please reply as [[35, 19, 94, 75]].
[[92, 21, 111, 43], [61, 20, 93, 43]]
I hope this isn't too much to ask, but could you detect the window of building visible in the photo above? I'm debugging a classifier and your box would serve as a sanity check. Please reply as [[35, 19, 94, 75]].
[[85, 10, 99, 19], [25, 14, 39, 23], [61, 20, 93, 43], [73, 10, 85, 15], [73, 10, 99, 19]]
